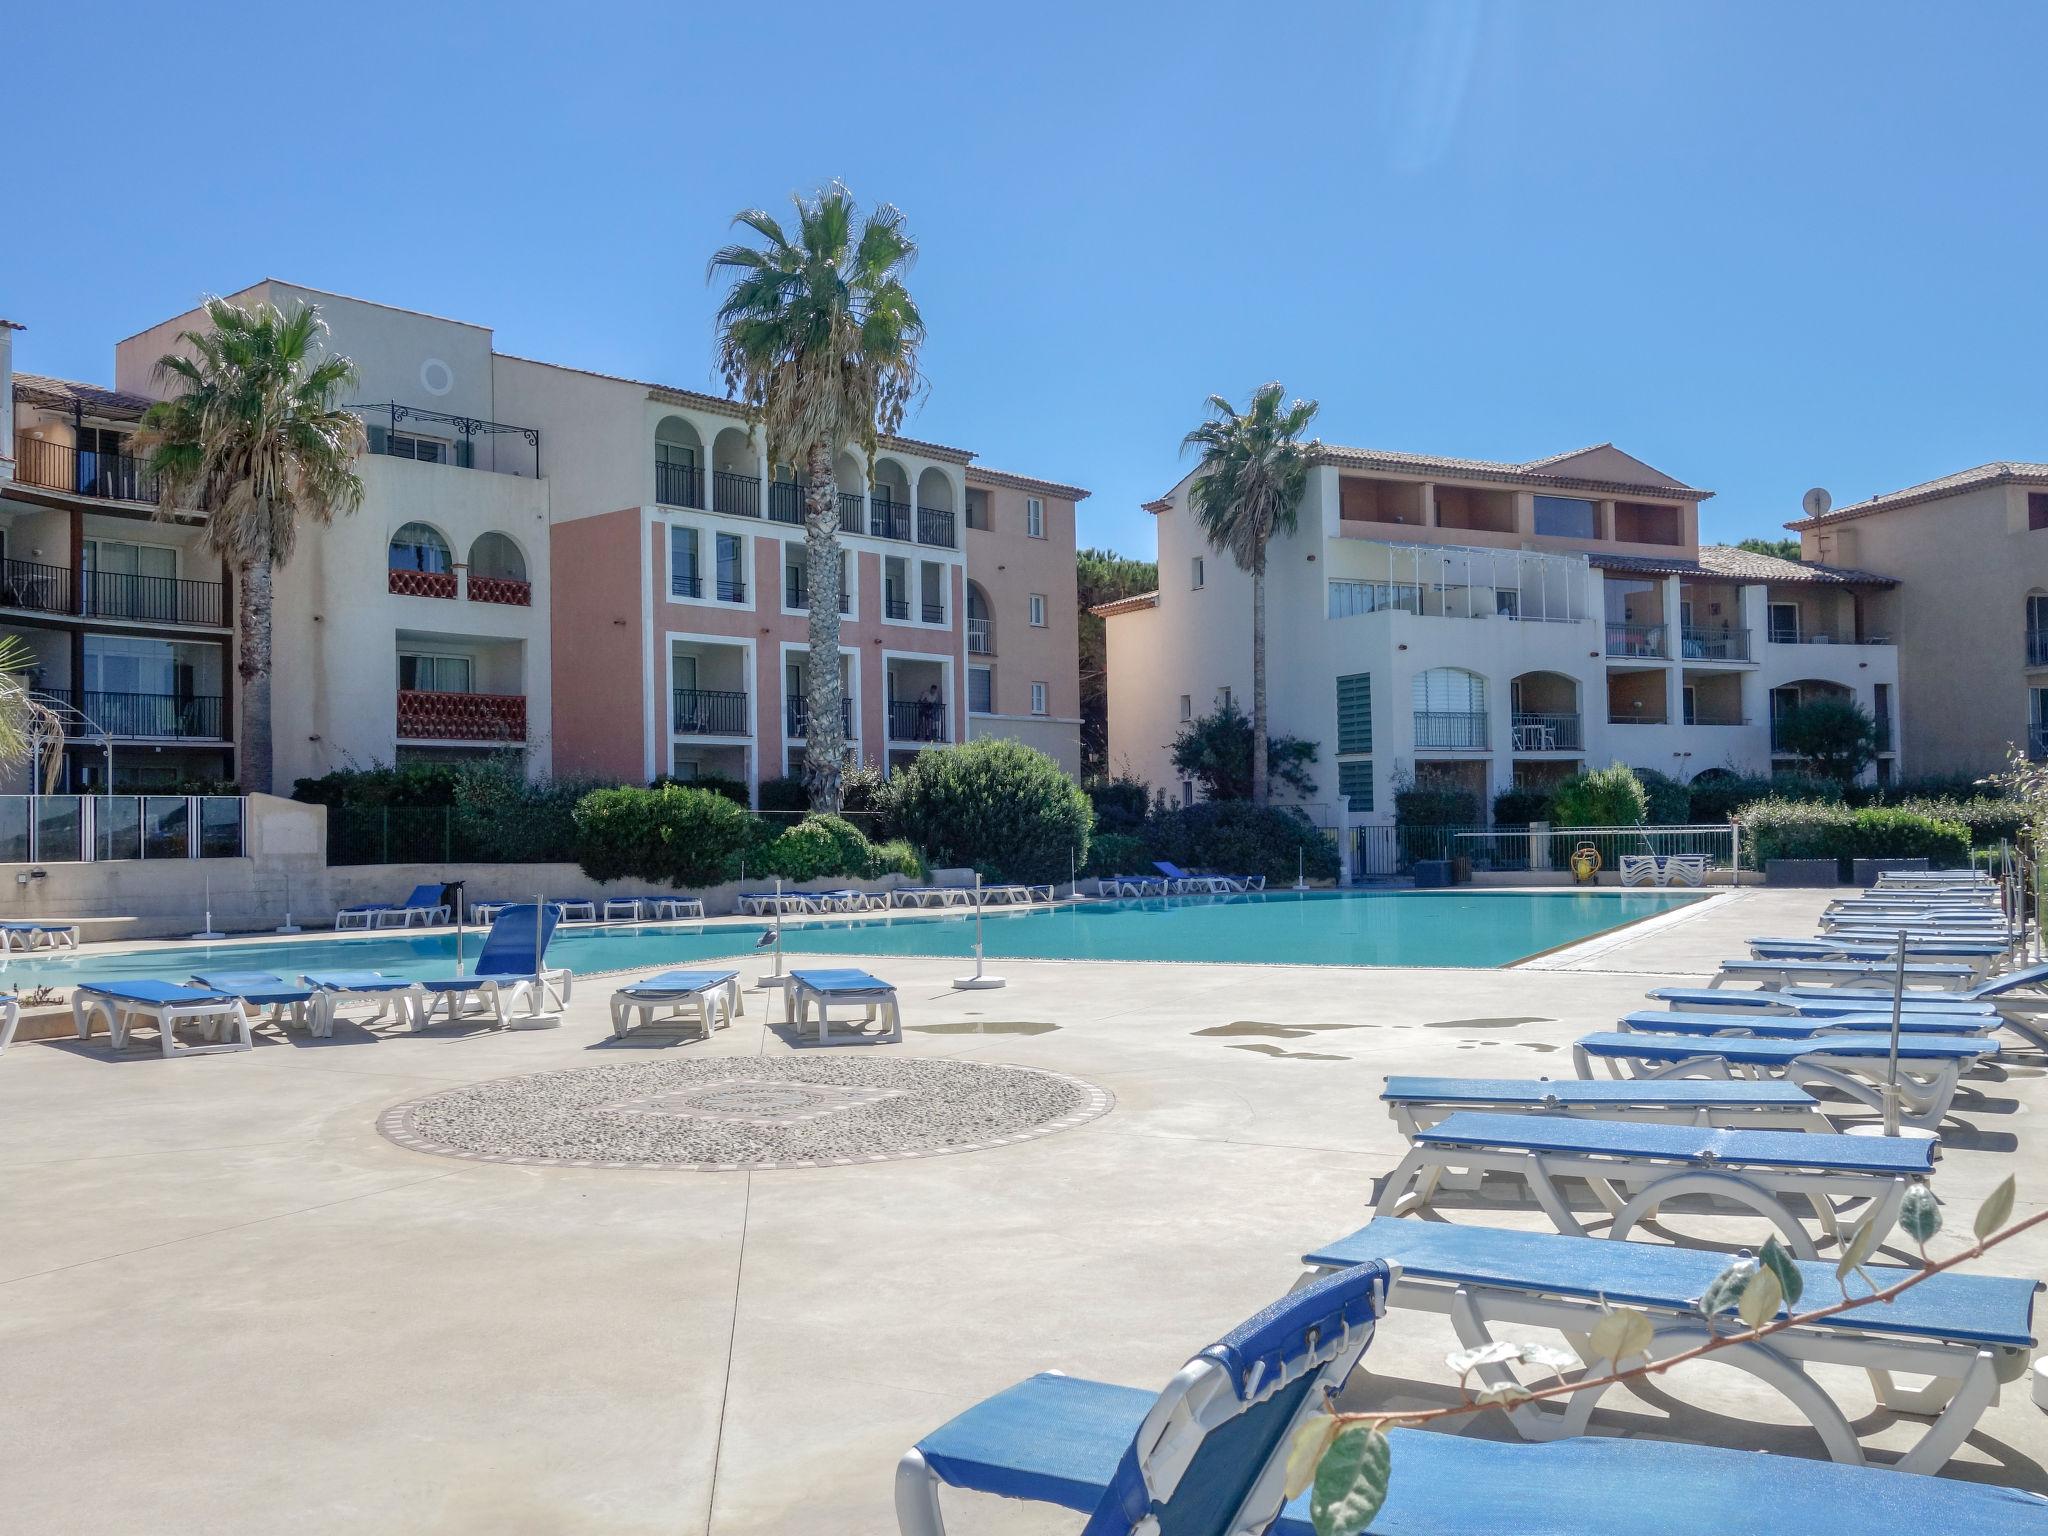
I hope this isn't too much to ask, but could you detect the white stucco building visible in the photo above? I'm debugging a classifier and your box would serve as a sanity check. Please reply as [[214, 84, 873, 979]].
[[1099, 443, 1902, 829]]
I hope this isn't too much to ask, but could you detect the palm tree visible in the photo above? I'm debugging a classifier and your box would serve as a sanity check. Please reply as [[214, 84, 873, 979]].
[[0, 635, 65, 791], [1182, 383, 1322, 806], [135, 298, 366, 795], [708, 185, 924, 811]]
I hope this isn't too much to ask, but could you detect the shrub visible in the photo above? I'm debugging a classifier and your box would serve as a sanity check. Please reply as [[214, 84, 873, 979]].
[[1551, 764, 1649, 828], [1893, 795, 2027, 849], [757, 776, 810, 816], [867, 838, 925, 880], [1145, 801, 1340, 883], [1169, 701, 1318, 800], [1490, 784, 1556, 828], [1085, 775, 1152, 834], [1395, 779, 1480, 826], [649, 772, 750, 807], [1634, 768, 1692, 825], [572, 785, 758, 887], [838, 761, 902, 841], [449, 762, 591, 863], [1081, 831, 1150, 879], [1739, 799, 1971, 873], [1685, 771, 1844, 823], [755, 814, 880, 882], [1772, 697, 1880, 783], [1845, 774, 1993, 808], [890, 738, 1092, 884], [293, 761, 462, 807]]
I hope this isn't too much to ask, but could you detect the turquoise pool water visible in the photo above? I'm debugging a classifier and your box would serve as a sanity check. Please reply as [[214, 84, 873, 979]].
[[0, 890, 1699, 984]]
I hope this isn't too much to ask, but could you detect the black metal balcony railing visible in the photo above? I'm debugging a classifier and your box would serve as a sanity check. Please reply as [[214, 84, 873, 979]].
[[655, 460, 704, 509], [715, 577, 746, 603], [784, 574, 853, 615], [1509, 711, 1581, 751], [767, 479, 806, 526], [885, 595, 910, 621], [1681, 626, 1751, 662], [871, 497, 913, 541], [888, 698, 947, 742], [917, 506, 956, 548], [13, 436, 159, 504], [967, 617, 994, 655], [838, 491, 865, 535], [2029, 629, 2048, 667], [672, 571, 702, 599], [786, 697, 853, 738], [1605, 622, 1667, 658], [84, 569, 226, 627], [921, 601, 946, 624], [0, 557, 76, 615], [36, 689, 224, 740], [712, 470, 762, 519], [1413, 710, 1488, 750], [673, 688, 748, 735]]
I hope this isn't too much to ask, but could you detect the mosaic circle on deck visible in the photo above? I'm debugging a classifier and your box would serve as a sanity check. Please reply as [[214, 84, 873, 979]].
[[378, 1056, 1112, 1171]]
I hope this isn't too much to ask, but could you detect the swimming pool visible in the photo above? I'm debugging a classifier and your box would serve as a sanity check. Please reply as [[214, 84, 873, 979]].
[[0, 890, 1701, 984]]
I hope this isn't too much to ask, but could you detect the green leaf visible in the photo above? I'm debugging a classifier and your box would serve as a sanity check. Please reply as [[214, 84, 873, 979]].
[[1284, 1413, 1335, 1501], [1737, 1266, 1784, 1330], [1836, 1208, 1883, 1285], [1898, 1184, 1943, 1246], [1756, 1236, 1804, 1310], [1311, 1425, 1391, 1536], [1587, 1306, 1655, 1365], [1698, 1259, 1755, 1320], [1975, 1174, 2016, 1241]]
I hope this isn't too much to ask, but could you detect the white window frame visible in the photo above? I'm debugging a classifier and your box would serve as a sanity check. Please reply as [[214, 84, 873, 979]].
[[666, 516, 753, 612], [389, 431, 450, 465], [1191, 556, 1205, 590], [397, 651, 475, 694], [1768, 600, 1801, 643], [968, 663, 994, 716], [1028, 593, 1047, 627], [1030, 681, 1048, 716], [1026, 497, 1045, 538], [1179, 693, 1192, 721]]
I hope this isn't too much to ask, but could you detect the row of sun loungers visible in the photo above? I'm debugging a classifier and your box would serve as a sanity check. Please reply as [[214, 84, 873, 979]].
[[0, 919, 79, 953], [1095, 861, 1267, 898], [1618, 852, 1708, 886]]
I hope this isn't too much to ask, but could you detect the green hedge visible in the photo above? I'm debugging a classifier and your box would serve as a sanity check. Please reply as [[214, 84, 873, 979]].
[[1394, 784, 1480, 826], [572, 785, 758, 886], [1740, 799, 1971, 873], [1142, 802, 1340, 884], [1490, 784, 1555, 828], [890, 739, 1092, 884], [297, 760, 593, 865], [753, 814, 921, 882], [1552, 764, 1649, 828], [1635, 768, 1691, 825], [1081, 831, 1151, 879]]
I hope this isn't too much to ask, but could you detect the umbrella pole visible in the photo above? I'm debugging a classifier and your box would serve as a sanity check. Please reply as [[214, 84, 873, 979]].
[[1882, 929, 1905, 1137]]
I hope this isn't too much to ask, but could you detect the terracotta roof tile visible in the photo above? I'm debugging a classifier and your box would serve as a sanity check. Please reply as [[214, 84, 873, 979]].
[[1588, 546, 1895, 587], [12, 371, 155, 420], [1090, 590, 1159, 618], [1789, 462, 2048, 528], [966, 465, 1090, 500]]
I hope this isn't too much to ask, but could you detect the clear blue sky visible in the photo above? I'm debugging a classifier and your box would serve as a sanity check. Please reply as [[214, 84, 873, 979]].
[[7, 1, 2044, 559]]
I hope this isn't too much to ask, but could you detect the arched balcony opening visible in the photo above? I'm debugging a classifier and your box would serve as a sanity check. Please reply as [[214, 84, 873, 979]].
[[654, 415, 705, 509], [1413, 667, 1487, 750], [710, 426, 760, 518], [1508, 671, 1580, 752], [388, 521, 455, 598], [468, 532, 531, 607]]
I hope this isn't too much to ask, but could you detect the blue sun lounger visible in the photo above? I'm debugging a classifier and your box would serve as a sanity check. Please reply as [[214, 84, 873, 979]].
[[1380, 1075, 1825, 1134], [1574, 1030, 1996, 1129], [300, 971, 417, 1035], [0, 919, 79, 952], [1620, 1008, 1993, 1039], [70, 980, 250, 1058], [786, 967, 900, 1045], [190, 971, 316, 1034], [1711, 957, 1977, 991], [408, 904, 574, 1030], [609, 968, 742, 1040], [1375, 1108, 1933, 1258], [892, 1275, 2047, 1536], [1748, 936, 2008, 972], [1301, 1218, 2038, 1475], [1648, 985, 1995, 1017], [895, 1263, 1386, 1536]]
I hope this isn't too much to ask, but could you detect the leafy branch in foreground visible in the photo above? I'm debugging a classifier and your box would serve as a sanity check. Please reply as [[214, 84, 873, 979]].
[[1292, 1175, 2031, 1536]]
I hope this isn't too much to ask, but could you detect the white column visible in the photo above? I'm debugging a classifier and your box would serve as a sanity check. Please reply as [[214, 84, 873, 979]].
[[1661, 575, 1685, 725]]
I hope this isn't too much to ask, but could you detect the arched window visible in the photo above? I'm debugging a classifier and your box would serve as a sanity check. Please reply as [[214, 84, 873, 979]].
[[469, 532, 527, 582], [1413, 667, 1485, 713], [389, 522, 451, 573]]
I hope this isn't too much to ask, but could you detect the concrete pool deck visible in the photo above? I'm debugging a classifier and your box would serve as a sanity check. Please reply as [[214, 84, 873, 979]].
[[0, 886, 2041, 1533]]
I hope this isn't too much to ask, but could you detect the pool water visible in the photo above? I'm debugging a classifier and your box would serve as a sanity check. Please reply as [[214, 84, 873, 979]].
[[0, 890, 1700, 985]]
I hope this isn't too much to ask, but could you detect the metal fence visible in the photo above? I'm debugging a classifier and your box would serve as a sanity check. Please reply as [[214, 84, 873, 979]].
[[0, 794, 245, 863], [1353, 822, 1739, 879]]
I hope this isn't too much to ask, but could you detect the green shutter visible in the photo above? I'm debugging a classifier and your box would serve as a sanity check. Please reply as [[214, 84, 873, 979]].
[[1338, 759, 1374, 812], [1336, 673, 1373, 755]]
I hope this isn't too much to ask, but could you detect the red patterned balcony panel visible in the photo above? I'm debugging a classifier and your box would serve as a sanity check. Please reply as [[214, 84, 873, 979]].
[[468, 575, 532, 607], [388, 567, 458, 599], [396, 690, 527, 742]]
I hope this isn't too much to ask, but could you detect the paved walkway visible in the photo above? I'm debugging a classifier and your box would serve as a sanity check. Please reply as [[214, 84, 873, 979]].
[[0, 887, 2041, 1532]]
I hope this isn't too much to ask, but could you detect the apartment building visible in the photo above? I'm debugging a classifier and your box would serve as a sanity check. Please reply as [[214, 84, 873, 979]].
[[1791, 463, 2048, 775], [1, 283, 1082, 796], [1100, 442, 1903, 824]]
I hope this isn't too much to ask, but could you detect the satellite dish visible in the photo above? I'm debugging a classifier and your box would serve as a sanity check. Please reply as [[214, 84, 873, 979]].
[[1801, 487, 1832, 519]]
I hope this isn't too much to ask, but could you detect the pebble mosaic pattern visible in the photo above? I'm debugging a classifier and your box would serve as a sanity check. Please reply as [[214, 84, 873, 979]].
[[379, 1056, 1112, 1171]]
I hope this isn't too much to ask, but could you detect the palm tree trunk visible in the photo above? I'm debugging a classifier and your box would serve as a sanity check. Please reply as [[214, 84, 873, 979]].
[[1250, 561, 1268, 807], [801, 442, 846, 813], [238, 554, 274, 795]]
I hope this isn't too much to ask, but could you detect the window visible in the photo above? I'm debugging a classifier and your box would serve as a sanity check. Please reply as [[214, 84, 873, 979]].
[[1191, 556, 1205, 590], [388, 432, 448, 465], [388, 522, 452, 573], [1031, 681, 1048, 715], [1337, 759, 1374, 812], [968, 666, 993, 714], [1218, 686, 1233, 709], [84, 539, 177, 582], [1029, 593, 1047, 627], [1495, 589, 1520, 618], [2028, 595, 2048, 665], [1178, 694, 1192, 721], [398, 653, 474, 693], [715, 532, 745, 601], [1335, 674, 1372, 754], [964, 489, 991, 530], [670, 526, 701, 598], [1682, 684, 1697, 726], [1412, 668, 1485, 712], [2031, 493, 2048, 531], [1768, 601, 1801, 643], [1026, 497, 1045, 538], [1180, 778, 1195, 808], [1533, 496, 1598, 539]]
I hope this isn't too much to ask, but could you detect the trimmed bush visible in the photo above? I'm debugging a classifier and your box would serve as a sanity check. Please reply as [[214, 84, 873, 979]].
[[1395, 783, 1480, 826], [1740, 799, 1971, 874], [1085, 775, 1151, 834], [1847, 774, 1998, 808], [868, 838, 925, 880], [1684, 772, 1842, 823], [757, 776, 810, 816], [572, 785, 758, 887], [1892, 796, 2026, 849], [1551, 764, 1648, 828], [838, 761, 902, 842], [650, 772, 750, 807], [752, 813, 909, 883], [1145, 801, 1339, 884], [448, 763, 590, 864], [890, 738, 1092, 884], [1081, 831, 1150, 879], [1635, 768, 1691, 826], [1490, 784, 1555, 828]]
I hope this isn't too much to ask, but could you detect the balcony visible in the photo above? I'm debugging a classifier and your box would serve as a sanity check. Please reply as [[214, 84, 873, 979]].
[[1767, 625, 1884, 646], [389, 567, 457, 599], [888, 698, 947, 742], [0, 558, 75, 616], [656, 461, 704, 510], [1680, 626, 1751, 662], [967, 617, 994, 655], [1327, 542, 1594, 623], [1609, 709, 1670, 726], [1509, 712, 1581, 751], [917, 507, 956, 548], [715, 577, 746, 603], [712, 470, 762, 519], [1605, 622, 1667, 659], [1414, 710, 1488, 750], [354, 403, 540, 478], [673, 688, 749, 735], [37, 688, 225, 740], [871, 497, 913, 542], [13, 435, 159, 504], [786, 697, 853, 738], [0, 558, 226, 626], [2030, 629, 2048, 667], [839, 491, 865, 534], [884, 596, 910, 621], [468, 575, 531, 607], [767, 479, 806, 526], [921, 601, 946, 624], [396, 689, 526, 742], [783, 573, 851, 615]]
